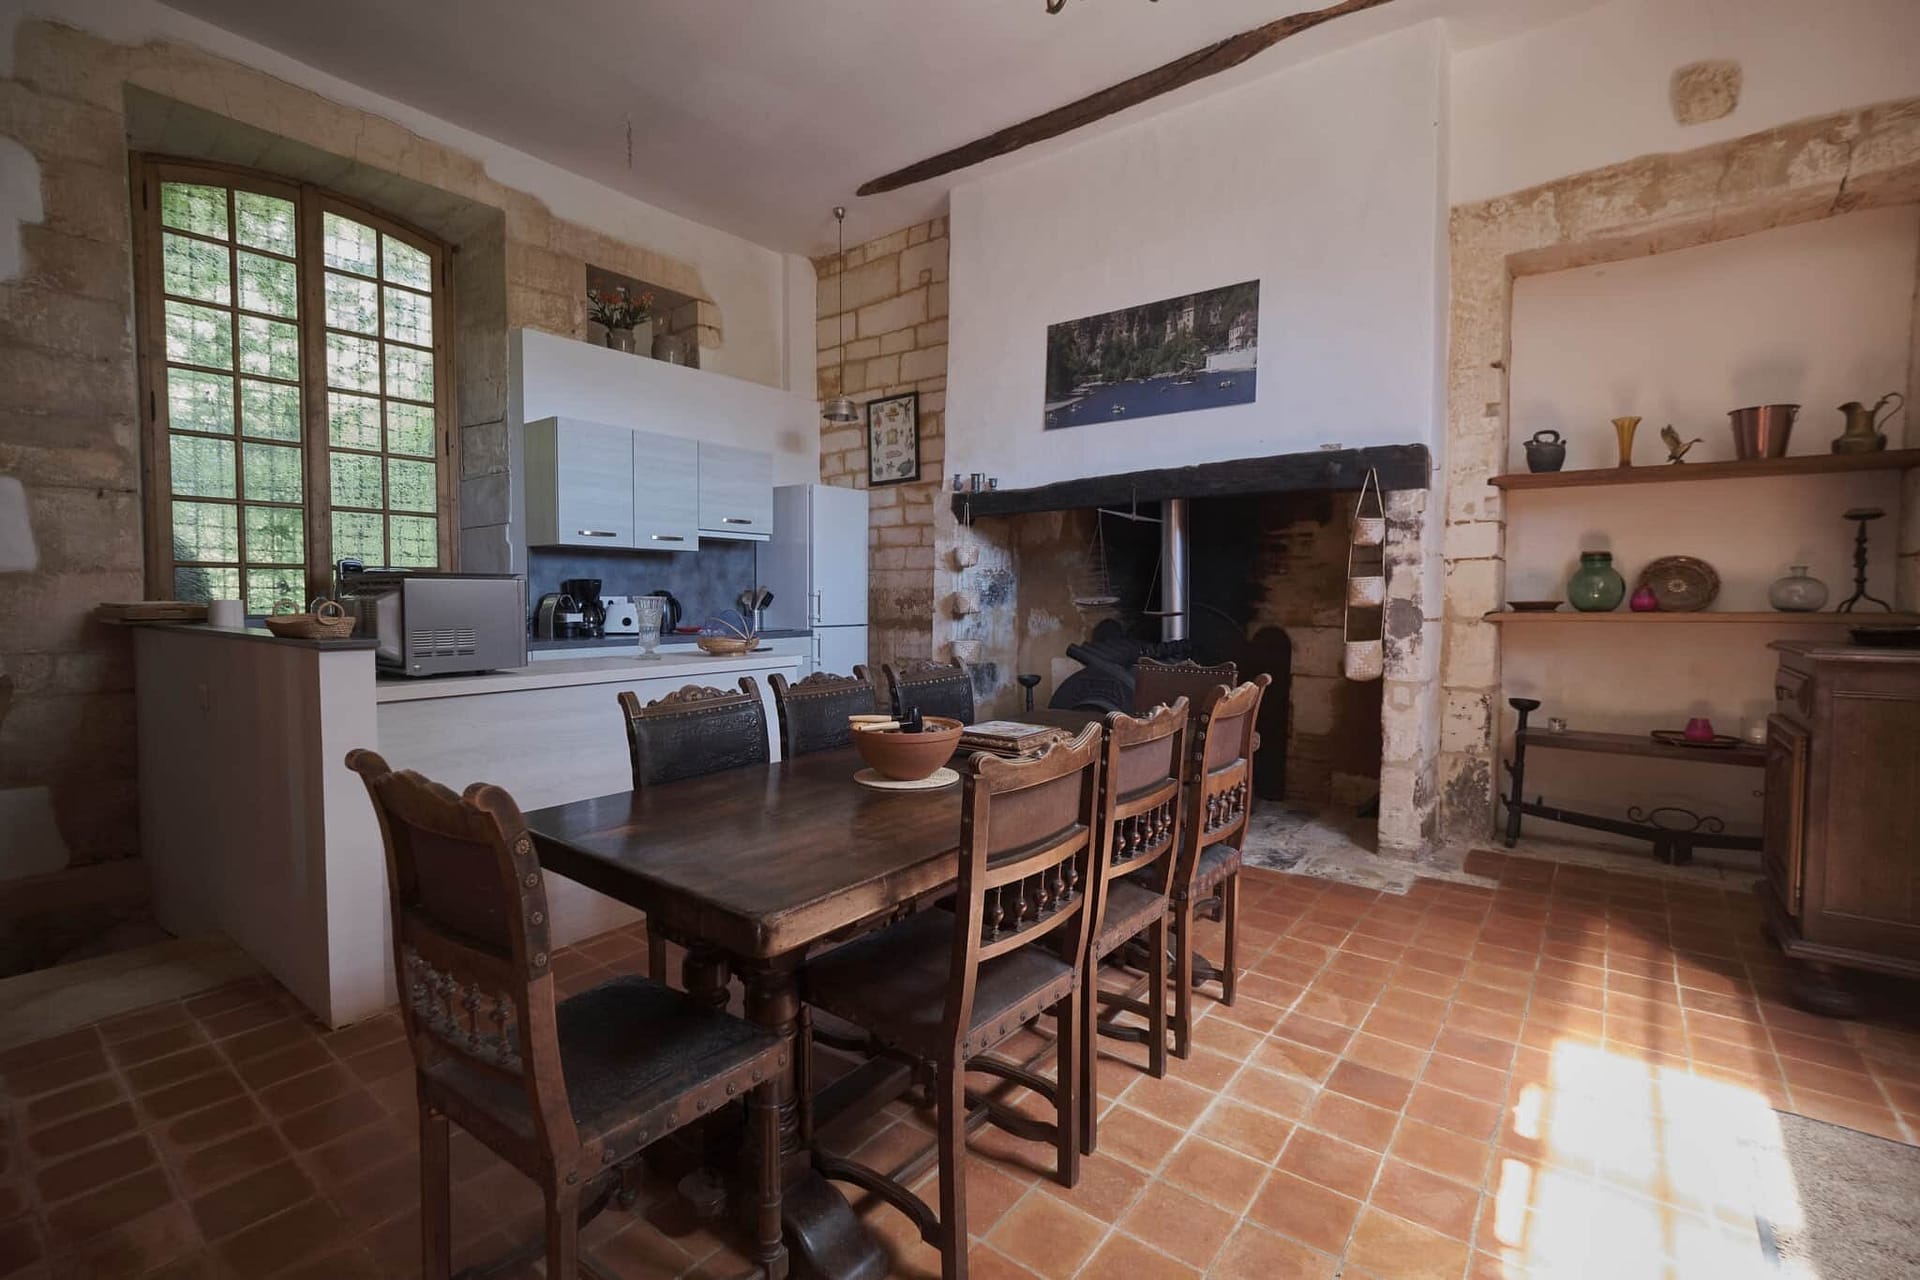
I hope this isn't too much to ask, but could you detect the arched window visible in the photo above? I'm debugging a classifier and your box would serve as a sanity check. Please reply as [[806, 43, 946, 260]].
[[132, 156, 453, 613]]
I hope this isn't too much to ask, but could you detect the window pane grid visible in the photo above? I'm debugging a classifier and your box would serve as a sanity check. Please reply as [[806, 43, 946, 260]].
[[322, 209, 441, 571], [147, 169, 445, 602]]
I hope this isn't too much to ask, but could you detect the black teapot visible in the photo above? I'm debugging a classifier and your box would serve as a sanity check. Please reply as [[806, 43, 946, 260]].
[[1523, 429, 1566, 473]]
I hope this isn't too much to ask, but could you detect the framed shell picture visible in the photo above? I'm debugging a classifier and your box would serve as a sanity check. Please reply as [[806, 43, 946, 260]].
[[866, 391, 920, 486]]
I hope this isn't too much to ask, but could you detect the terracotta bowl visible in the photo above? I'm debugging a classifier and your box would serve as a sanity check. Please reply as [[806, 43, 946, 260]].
[[851, 716, 964, 781]]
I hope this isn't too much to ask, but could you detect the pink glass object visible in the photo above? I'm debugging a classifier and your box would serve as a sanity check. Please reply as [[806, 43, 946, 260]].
[[1683, 717, 1716, 743], [1630, 585, 1659, 612]]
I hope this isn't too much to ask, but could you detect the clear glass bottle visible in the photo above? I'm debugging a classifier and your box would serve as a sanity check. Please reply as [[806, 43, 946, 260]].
[[1768, 565, 1829, 612]]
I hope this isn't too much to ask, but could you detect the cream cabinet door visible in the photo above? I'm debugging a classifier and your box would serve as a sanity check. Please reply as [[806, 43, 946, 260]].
[[632, 432, 699, 552], [696, 443, 773, 541]]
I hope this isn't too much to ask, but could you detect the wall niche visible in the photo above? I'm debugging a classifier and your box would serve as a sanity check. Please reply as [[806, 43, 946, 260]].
[[584, 264, 703, 369]]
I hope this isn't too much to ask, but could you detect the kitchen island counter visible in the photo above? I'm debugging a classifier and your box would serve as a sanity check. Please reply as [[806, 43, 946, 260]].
[[376, 649, 795, 702], [133, 623, 798, 1028]]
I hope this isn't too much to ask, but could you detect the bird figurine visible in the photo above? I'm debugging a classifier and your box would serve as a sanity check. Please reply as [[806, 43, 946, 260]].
[[1660, 424, 1702, 464]]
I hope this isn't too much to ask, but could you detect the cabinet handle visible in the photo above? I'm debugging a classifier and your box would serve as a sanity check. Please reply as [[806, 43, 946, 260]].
[[650, 534, 686, 543], [576, 529, 618, 538], [810, 589, 822, 625], [723, 517, 755, 525]]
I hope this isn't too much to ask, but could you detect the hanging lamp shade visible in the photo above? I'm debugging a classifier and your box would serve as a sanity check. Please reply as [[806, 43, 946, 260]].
[[822, 205, 858, 426]]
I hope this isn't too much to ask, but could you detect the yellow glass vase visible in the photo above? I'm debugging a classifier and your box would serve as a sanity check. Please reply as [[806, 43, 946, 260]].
[[1611, 416, 1641, 467]]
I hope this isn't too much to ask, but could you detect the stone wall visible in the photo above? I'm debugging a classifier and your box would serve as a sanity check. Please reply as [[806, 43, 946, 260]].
[[1438, 96, 1920, 846], [0, 19, 734, 889], [813, 217, 949, 669]]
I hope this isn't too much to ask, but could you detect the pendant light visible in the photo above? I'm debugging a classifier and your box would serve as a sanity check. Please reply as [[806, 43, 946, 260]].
[[822, 206, 859, 425]]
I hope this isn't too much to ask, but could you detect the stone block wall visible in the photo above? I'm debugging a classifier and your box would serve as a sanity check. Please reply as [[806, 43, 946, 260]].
[[813, 218, 949, 669], [0, 19, 732, 891]]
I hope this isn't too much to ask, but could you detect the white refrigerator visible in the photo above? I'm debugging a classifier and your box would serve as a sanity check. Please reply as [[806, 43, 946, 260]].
[[759, 483, 869, 677]]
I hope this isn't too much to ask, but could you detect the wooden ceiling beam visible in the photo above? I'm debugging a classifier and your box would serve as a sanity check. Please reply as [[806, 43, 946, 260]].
[[858, 0, 1399, 197]]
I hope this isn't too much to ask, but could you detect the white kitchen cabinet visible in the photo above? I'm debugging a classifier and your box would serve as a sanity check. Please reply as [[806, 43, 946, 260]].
[[632, 432, 699, 551], [524, 417, 634, 548], [697, 443, 773, 541], [754, 634, 816, 680]]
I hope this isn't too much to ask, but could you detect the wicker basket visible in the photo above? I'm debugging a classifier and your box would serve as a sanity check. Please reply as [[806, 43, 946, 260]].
[[695, 634, 761, 656], [264, 598, 357, 640]]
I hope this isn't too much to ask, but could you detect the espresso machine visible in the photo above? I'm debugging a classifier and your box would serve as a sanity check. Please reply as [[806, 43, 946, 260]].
[[560, 578, 605, 638]]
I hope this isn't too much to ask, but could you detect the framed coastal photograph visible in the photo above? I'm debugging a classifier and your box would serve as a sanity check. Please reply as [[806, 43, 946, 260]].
[[867, 391, 921, 485], [1043, 279, 1259, 430]]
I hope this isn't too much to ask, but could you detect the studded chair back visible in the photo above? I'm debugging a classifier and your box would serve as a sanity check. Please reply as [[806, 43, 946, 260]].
[[948, 725, 1103, 1045], [1132, 656, 1238, 718], [617, 678, 769, 787], [883, 658, 976, 725], [1088, 699, 1187, 935], [1174, 676, 1270, 884], [346, 749, 577, 1157], [768, 670, 878, 757]]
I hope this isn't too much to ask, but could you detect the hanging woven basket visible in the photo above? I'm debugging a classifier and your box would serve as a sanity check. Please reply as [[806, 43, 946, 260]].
[[1342, 468, 1387, 682]]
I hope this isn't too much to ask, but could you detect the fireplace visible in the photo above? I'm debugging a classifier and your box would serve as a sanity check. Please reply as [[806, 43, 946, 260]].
[[941, 444, 1436, 854]]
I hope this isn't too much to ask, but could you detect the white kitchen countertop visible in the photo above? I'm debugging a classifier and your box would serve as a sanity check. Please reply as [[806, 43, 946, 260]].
[[373, 649, 800, 703]]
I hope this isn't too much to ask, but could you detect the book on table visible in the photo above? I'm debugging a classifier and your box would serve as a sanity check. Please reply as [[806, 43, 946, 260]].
[[958, 720, 1069, 758]]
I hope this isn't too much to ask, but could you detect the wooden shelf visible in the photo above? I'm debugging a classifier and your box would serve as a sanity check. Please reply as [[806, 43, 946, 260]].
[[1491, 449, 1920, 491], [1486, 610, 1920, 625], [1515, 728, 1765, 768]]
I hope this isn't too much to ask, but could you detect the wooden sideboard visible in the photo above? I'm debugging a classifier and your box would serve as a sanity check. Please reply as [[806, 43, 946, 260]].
[[1763, 640, 1920, 980]]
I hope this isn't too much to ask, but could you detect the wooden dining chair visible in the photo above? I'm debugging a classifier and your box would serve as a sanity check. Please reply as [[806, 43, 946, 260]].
[[1164, 676, 1269, 1059], [1132, 656, 1238, 717], [882, 658, 976, 724], [345, 750, 790, 1280], [618, 679, 771, 983], [1079, 698, 1186, 1155], [768, 670, 878, 757], [799, 726, 1104, 1280]]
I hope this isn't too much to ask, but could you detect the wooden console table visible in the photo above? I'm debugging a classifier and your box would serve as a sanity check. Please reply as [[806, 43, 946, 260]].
[[1501, 698, 1763, 864]]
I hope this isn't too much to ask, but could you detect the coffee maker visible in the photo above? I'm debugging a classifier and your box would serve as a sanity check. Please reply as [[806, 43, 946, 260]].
[[560, 578, 605, 638]]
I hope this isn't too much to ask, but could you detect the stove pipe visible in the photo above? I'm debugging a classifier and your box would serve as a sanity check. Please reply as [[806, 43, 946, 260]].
[[1160, 497, 1189, 643]]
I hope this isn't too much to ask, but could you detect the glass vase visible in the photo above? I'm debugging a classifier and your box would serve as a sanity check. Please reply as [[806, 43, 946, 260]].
[[1567, 551, 1626, 612], [632, 595, 666, 660], [1768, 565, 1829, 612]]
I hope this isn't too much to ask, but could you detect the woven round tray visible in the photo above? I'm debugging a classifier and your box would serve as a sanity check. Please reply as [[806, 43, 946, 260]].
[[1649, 730, 1744, 750], [1637, 555, 1720, 612]]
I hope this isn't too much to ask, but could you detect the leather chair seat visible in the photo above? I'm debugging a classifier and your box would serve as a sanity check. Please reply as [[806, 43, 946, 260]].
[[804, 910, 1074, 1059], [1093, 877, 1165, 957], [427, 975, 786, 1164]]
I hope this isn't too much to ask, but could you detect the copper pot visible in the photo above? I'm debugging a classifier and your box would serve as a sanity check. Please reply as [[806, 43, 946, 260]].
[[1727, 404, 1798, 460]]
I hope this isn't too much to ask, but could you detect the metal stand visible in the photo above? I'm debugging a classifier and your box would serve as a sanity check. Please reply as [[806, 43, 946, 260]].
[[1501, 698, 1762, 866], [1017, 673, 1041, 712], [1836, 506, 1890, 612]]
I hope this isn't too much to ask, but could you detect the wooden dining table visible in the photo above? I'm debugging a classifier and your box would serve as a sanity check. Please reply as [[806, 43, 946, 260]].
[[526, 743, 981, 1280]]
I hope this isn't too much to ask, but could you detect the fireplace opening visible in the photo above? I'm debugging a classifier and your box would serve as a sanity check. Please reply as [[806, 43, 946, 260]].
[[1022, 489, 1379, 812]]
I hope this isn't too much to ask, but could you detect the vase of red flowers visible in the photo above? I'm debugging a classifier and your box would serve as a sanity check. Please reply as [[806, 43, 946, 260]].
[[586, 285, 655, 354]]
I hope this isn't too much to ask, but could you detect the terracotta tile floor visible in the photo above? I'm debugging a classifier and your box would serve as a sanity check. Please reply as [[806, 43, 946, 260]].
[[4, 851, 1919, 1279]]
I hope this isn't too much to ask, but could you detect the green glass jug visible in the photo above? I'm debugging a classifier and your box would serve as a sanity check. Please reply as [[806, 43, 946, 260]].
[[1568, 551, 1626, 612]]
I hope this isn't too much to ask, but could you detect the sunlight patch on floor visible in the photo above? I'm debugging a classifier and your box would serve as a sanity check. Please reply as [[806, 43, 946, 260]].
[[1484, 1039, 1803, 1279]]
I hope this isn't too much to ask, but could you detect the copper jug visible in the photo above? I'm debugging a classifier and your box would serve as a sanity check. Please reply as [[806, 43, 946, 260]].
[[1831, 392, 1903, 454]]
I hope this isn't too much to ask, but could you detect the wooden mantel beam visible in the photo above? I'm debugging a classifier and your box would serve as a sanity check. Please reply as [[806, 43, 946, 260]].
[[858, 0, 1399, 196], [948, 444, 1430, 520]]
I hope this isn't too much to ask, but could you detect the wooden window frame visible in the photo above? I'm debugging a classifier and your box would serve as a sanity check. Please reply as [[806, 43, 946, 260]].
[[131, 154, 459, 608]]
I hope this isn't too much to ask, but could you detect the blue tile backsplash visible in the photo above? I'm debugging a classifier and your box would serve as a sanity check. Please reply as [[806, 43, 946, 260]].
[[526, 541, 761, 629]]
